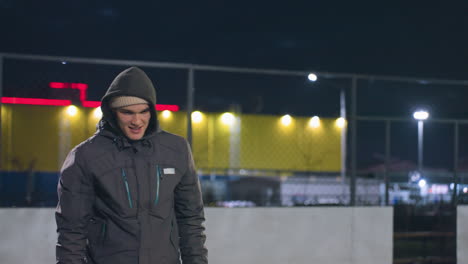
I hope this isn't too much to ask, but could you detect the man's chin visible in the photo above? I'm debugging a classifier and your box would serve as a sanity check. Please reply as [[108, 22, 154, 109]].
[[125, 133, 144, 141]]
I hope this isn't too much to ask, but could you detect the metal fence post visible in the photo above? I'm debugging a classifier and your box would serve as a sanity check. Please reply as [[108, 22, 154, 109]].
[[350, 76, 357, 206], [340, 89, 347, 186], [453, 121, 459, 206], [0, 55, 3, 170], [385, 120, 391, 205], [187, 67, 195, 146]]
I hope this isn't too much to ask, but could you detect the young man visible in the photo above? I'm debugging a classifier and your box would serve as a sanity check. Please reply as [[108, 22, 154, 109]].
[[56, 67, 208, 264]]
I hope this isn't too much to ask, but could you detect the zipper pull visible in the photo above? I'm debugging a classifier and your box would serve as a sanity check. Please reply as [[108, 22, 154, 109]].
[[121, 168, 133, 208], [158, 166, 164, 181], [155, 165, 161, 205]]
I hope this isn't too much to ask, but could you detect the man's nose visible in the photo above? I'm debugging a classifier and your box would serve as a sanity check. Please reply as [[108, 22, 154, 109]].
[[131, 114, 142, 124]]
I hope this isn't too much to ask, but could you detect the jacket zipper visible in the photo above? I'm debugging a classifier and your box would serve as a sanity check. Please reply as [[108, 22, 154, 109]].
[[121, 168, 133, 208], [101, 222, 107, 242], [155, 165, 161, 205], [170, 218, 175, 246]]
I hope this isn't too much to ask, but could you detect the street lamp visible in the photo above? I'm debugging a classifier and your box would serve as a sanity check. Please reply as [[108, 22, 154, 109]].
[[307, 73, 318, 82], [413, 110, 429, 172]]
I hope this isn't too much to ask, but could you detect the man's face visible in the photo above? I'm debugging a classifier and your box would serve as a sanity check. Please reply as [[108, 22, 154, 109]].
[[115, 104, 151, 140]]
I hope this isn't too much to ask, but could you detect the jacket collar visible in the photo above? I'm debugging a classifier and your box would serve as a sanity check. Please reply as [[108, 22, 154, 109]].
[[97, 121, 157, 152]]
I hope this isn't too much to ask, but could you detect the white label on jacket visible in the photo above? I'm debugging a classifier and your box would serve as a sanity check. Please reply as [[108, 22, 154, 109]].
[[163, 168, 175, 174]]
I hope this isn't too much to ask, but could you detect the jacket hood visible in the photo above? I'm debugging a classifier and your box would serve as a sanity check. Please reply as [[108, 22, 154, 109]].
[[100, 66, 159, 138]]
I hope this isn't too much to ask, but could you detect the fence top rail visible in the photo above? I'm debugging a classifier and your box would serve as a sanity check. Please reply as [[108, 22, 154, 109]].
[[357, 116, 468, 124], [2, 53, 468, 86], [0, 52, 193, 70]]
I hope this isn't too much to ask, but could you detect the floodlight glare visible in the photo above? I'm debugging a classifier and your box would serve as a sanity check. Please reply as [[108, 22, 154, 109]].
[[309, 116, 320, 128], [307, 73, 317, 82], [93, 107, 102, 119], [67, 105, 78, 117], [413, 110, 429, 120], [221, 112, 235, 125], [281, 115, 292, 126], [418, 179, 427, 188], [335, 117, 346, 128], [161, 110, 172, 119], [191, 111, 203, 123]]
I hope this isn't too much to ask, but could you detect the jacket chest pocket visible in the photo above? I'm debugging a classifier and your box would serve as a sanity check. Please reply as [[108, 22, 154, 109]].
[[97, 166, 137, 216], [148, 164, 182, 220], [120, 168, 134, 209]]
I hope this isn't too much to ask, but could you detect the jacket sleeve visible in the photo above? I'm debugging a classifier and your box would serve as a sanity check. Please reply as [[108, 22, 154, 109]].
[[55, 147, 95, 264], [174, 140, 208, 264]]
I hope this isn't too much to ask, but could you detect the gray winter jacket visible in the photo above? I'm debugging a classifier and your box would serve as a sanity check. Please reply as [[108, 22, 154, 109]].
[[56, 67, 208, 264]]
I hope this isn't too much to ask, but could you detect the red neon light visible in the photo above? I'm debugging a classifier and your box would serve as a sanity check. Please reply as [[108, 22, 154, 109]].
[[2, 97, 72, 106], [4, 82, 180, 110], [79, 90, 87, 102], [82, 101, 179, 112], [82, 101, 101, 108], [50, 82, 88, 102], [156, 104, 180, 111], [49, 82, 67, 89], [70, 83, 88, 90], [50, 82, 88, 90]]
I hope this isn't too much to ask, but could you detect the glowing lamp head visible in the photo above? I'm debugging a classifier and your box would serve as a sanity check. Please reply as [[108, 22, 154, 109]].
[[413, 110, 429, 120], [336, 117, 346, 128], [191, 111, 203, 123], [418, 179, 427, 188], [93, 107, 102, 119], [309, 116, 320, 128], [67, 105, 78, 116], [281, 115, 292, 126], [161, 110, 172, 119], [221, 113, 235, 125], [307, 73, 317, 82]]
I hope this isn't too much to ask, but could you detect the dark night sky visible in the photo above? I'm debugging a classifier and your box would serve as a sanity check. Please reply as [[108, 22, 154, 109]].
[[1, 1, 467, 79], [1, 1, 468, 170]]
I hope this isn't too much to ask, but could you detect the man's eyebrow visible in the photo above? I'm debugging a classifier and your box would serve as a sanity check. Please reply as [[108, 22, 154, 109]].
[[118, 109, 134, 113], [118, 107, 150, 114], [139, 107, 150, 113]]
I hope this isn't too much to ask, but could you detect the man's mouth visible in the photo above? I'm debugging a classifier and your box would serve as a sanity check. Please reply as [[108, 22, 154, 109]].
[[129, 126, 142, 133]]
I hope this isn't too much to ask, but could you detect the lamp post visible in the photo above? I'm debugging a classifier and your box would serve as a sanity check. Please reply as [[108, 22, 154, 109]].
[[413, 110, 429, 173], [308, 73, 347, 184]]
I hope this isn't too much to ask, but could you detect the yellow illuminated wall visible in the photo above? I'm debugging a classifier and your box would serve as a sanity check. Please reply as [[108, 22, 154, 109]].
[[159, 111, 232, 170], [190, 112, 211, 168], [1, 105, 342, 173], [157, 111, 186, 139], [1, 105, 101, 172], [239, 114, 341, 171], [208, 113, 231, 169]]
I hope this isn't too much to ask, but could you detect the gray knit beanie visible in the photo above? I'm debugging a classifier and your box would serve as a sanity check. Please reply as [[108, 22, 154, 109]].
[[110, 96, 148, 109]]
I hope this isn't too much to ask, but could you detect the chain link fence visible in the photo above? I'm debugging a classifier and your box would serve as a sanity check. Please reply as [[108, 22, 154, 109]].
[[1, 54, 468, 208], [355, 78, 468, 208]]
